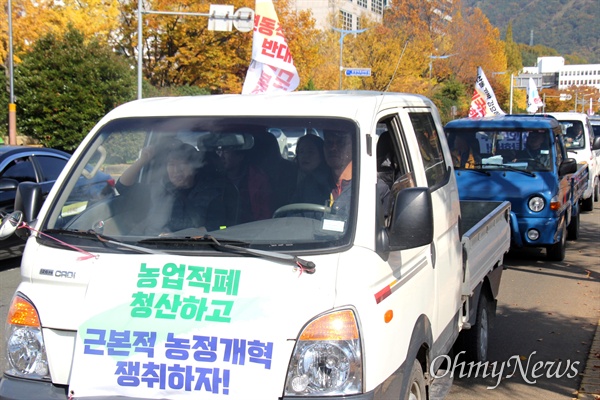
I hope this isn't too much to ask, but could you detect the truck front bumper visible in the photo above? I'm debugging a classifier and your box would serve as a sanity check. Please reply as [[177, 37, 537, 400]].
[[511, 213, 562, 248], [0, 374, 382, 400], [0, 375, 68, 400]]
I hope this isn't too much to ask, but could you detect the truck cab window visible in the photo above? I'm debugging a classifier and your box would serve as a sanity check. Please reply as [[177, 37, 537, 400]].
[[376, 117, 414, 229], [409, 112, 447, 188]]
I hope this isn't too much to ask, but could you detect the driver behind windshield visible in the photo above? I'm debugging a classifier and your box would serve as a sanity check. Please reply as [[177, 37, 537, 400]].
[[515, 131, 551, 169], [116, 141, 237, 235]]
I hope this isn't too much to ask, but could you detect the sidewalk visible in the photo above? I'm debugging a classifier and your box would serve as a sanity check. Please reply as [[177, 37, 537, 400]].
[[577, 319, 600, 399]]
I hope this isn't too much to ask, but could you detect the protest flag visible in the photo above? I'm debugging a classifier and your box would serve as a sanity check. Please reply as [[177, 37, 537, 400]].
[[241, 0, 300, 94], [526, 77, 543, 114], [468, 67, 505, 118]]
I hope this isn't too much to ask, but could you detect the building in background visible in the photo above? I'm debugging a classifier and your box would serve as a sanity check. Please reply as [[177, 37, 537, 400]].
[[290, 0, 387, 31], [521, 57, 600, 91]]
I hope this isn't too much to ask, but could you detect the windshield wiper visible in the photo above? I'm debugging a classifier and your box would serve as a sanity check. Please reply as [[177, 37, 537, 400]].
[[471, 163, 536, 177], [140, 235, 316, 273], [499, 164, 536, 177], [457, 166, 491, 176], [44, 229, 164, 255]]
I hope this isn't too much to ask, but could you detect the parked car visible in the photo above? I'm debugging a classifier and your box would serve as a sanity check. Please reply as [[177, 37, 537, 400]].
[[0, 145, 115, 259]]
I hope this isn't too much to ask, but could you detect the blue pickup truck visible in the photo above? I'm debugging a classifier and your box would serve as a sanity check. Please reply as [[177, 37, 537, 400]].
[[444, 115, 587, 261]]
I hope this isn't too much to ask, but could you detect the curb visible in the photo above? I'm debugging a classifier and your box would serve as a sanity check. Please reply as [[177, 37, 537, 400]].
[[577, 319, 600, 400]]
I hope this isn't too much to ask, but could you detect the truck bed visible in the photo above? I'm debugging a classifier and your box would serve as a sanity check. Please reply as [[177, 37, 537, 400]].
[[460, 200, 511, 296]]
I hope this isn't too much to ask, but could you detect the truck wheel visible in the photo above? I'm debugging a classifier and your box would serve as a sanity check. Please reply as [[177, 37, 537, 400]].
[[547, 223, 566, 261], [567, 210, 579, 241], [404, 359, 426, 400], [460, 292, 491, 363], [582, 194, 594, 212], [594, 178, 599, 202]]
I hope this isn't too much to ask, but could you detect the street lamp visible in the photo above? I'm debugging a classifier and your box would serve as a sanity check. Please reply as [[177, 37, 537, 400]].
[[332, 27, 368, 90], [136, 0, 253, 99], [428, 53, 456, 79]]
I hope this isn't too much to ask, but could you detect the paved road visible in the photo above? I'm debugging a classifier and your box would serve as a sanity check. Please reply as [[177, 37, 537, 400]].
[[446, 202, 600, 399], [0, 204, 598, 399]]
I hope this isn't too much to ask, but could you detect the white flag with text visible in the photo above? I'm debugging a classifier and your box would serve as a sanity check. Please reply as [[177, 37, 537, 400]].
[[242, 0, 300, 94], [468, 67, 505, 118], [526, 77, 543, 114]]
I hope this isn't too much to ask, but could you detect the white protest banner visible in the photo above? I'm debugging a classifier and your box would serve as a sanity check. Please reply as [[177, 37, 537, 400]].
[[468, 67, 505, 118], [526, 77, 543, 114], [241, 0, 299, 94]]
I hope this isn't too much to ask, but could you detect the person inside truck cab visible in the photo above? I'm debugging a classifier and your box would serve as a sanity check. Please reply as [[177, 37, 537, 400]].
[[323, 129, 353, 216], [217, 143, 273, 223], [292, 133, 331, 204], [116, 141, 237, 234], [451, 135, 477, 169], [565, 124, 584, 148], [516, 131, 551, 169]]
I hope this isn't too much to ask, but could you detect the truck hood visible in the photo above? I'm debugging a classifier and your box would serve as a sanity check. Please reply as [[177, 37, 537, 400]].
[[455, 170, 554, 214], [19, 243, 338, 399]]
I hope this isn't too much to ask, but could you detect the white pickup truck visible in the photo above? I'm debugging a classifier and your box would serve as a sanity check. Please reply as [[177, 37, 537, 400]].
[[0, 91, 511, 400], [548, 112, 600, 211]]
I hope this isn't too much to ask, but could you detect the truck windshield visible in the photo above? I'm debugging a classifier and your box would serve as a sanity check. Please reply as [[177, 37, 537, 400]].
[[43, 116, 358, 252], [447, 129, 553, 172], [556, 120, 585, 150]]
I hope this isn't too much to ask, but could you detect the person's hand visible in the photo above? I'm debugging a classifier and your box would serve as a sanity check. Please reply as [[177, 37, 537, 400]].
[[139, 146, 158, 164]]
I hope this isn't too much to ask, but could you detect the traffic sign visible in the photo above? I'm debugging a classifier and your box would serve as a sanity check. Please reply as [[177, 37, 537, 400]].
[[233, 8, 254, 33], [345, 68, 371, 77], [559, 94, 572, 101]]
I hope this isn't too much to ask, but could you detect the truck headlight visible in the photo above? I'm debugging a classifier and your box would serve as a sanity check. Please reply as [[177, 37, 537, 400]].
[[284, 309, 362, 396], [4, 294, 51, 380], [528, 196, 545, 212]]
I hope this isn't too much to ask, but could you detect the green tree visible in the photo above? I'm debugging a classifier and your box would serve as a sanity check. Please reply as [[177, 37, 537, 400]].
[[431, 78, 468, 122], [504, 22, 522, 72], [518, 43, 559, 67], [14, 26, 136, 151]]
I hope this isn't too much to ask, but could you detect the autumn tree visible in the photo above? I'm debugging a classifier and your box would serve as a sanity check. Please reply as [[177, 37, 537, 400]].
[[14, 27, 136, 151], [1, 0, 121, 63], [275, 0, 325, 91], [115, 0, 322, 94], [446, 8, 507, 86]]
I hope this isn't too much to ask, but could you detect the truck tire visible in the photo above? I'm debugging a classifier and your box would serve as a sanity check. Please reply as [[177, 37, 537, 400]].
[[547, 223, 566, 261], [594, 178, 599, 202], [582, 194, 594, 212], [404, 359, 426, 400], [567, 210, 579, 241], [459, 291, 491, 363]]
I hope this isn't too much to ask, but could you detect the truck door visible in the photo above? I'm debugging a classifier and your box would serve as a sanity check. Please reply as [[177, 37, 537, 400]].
[[405, 111, 462, 348]]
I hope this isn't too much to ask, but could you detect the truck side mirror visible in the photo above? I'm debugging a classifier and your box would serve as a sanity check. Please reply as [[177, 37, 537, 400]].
[[388, 187, 434, 251], [0, 178, 19, 192], [559, 158, 577, 176], [14, 182, 44, 224], [592, 136, 600, 151]]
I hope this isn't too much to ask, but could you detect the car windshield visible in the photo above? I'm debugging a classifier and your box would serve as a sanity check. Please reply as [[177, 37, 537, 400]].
[[446, 129, 553, 172], [43, 116, 358, 253], [557, 120, 586, 150]]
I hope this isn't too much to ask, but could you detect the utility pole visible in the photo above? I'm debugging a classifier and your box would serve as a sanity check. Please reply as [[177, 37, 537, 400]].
[[7, 0, 17, 145]]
